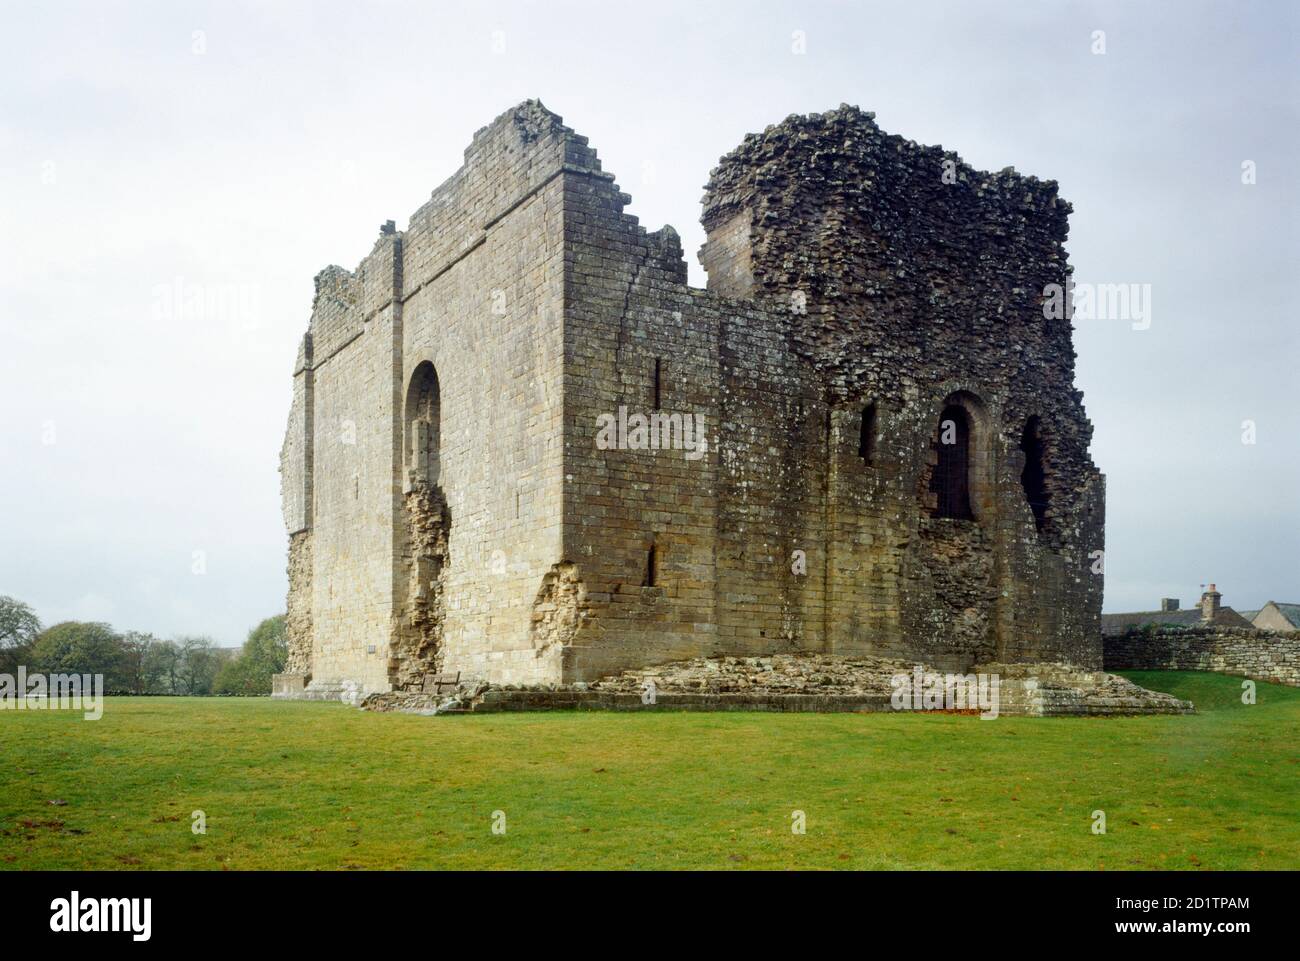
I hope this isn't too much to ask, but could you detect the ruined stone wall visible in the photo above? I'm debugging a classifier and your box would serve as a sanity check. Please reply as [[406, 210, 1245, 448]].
[[1103, 627, 1300, 687], [397, 102, 567, 686], [557, 152, 727, 680], [711, 303, 830, 658], [280, 102, 568, 693], [280, 331, 314, 676], [284, 531, 312, 674], [699, 105, 1104, 670], [298, 237, 404, 692], [280, 332, 313, 535], [280, 101, 1106, 694], [542, 104, 1105, 680]]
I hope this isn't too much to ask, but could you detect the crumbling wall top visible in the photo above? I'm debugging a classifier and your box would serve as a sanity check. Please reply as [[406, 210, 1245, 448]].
[[695, 104, 1079, 397], [701, 104, 1070, 234]]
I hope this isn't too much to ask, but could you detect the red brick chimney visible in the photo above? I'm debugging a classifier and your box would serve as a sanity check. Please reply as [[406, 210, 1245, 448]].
[[1200, 583, 1222, 624]]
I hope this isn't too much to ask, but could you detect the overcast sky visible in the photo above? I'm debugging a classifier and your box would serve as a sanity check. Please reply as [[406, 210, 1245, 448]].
[[1, 0, 1296, 644]]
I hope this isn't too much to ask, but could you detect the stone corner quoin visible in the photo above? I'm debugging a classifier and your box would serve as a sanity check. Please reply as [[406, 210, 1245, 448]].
[[275, 98, 1105, 700]]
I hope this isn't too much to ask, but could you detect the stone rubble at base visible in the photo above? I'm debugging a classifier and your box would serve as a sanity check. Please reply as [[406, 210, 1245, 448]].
[[355, 654, 1193, 717]]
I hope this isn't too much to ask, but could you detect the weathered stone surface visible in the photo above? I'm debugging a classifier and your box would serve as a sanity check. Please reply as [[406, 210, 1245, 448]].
[[978, 662, 1193, 716], [592, 653, 918, 696], [355, 654, 1190, 717], [1104, 627, 1300, 687], [278, 101, 1105, 700], [361, 678, 488, 715], [270, 673, 305, 698], [284, 531, 312, 676]]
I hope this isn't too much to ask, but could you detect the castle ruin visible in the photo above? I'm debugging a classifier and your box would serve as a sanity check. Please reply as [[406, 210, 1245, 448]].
[[275, 101, 1106, 701]]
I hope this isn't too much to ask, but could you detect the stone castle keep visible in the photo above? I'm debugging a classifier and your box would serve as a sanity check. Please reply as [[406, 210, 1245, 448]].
[[275, 101, 1106, 701]]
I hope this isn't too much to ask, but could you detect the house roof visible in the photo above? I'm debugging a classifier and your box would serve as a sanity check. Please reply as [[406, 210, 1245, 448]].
[[1101, 607, 1254, 636], [1260, 602, 1300, 628], [1237, 610, 1260, 622]]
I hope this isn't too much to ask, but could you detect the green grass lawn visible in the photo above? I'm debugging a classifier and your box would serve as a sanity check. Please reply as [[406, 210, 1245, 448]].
[[1, 671, 1296, 870]]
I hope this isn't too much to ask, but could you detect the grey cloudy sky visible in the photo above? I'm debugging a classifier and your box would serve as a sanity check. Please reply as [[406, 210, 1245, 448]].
[[1, 0, 1296, 644]]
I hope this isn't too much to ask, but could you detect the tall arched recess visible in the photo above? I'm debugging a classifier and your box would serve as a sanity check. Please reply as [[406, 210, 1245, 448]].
[[405, 361, 441, 486], [393, 360, 449, 691], [930, 404, 974, 520]]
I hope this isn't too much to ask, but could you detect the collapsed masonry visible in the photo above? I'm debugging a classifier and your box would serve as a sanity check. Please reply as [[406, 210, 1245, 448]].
[[274, 100, 1109, 703]]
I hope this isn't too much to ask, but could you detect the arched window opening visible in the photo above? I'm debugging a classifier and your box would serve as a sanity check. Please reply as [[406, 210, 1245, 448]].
[[931, 404, 973, 520], [405, 362, 441, 486], [1020, 416, 1049, 531], [858, 402, 877, 464]]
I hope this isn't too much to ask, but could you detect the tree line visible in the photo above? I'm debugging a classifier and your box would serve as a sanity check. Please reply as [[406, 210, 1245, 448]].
[[0, 596, 287, 696]]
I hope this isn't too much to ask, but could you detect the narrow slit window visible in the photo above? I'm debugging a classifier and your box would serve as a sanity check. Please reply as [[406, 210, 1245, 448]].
[[653, 358, 662, 410], [643, 543, 658, 588], [858, 402, 877, 464]]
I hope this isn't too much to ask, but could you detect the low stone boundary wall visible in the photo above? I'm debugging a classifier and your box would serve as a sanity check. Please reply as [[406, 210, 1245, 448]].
[[1103, 627, 1300, 687]]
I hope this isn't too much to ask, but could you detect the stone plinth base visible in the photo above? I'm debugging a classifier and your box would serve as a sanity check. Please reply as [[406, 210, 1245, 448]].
[[981, 662, 1194, 716], [271, 673, 308, 699], [272, 674, 371, 705], [355, 655, 1196, 717]]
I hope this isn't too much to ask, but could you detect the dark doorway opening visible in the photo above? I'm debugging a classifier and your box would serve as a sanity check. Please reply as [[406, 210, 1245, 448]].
[[931, 405, 973, 520]]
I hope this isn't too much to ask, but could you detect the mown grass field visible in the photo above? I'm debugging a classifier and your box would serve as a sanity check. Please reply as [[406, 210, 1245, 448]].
[[1, 671, 1296, 870]]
